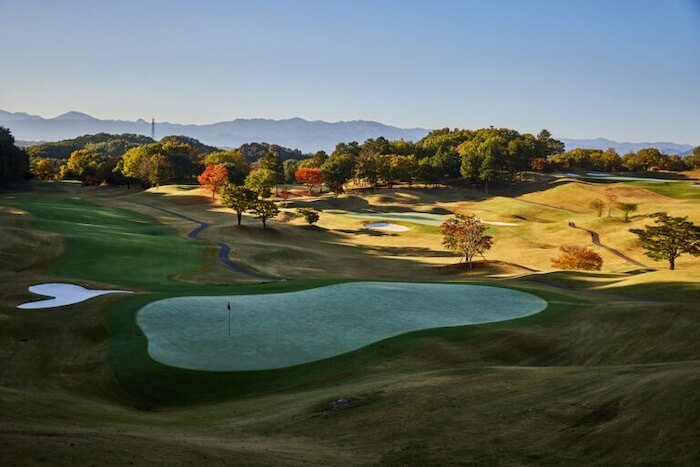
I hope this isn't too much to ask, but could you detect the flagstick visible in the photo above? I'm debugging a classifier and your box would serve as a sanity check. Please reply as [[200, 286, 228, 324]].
[[228, 306, 231, 337]]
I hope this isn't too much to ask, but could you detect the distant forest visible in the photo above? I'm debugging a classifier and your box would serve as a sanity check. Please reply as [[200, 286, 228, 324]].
[[1, 125, 699, 188]]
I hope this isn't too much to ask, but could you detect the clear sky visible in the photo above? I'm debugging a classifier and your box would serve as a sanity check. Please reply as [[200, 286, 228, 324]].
[[1, 0, 699, 143]]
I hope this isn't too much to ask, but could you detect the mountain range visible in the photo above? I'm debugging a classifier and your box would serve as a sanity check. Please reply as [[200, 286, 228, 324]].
[[0, 109, 695, 155]]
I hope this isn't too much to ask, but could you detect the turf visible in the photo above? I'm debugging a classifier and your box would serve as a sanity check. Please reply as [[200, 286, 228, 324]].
[[136, 282, 547, 371], [2, 181, 700, 465], [106, 281, 578, 405], [0, 196, 207, 289]]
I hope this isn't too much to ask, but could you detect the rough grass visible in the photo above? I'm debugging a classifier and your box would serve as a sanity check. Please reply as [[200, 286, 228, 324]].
[[1, 180, 700, 465]]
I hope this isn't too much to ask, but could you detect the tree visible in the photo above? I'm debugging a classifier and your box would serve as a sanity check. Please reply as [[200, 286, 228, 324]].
[[244, 168, 278, 197], [629, 213, 700, 270], [295, 167, 324, 194], [220, 184, 257, 225], [0, 126, 29, 183], [536, 129, 565, 158], [617, 202, 638, 222], [66, 148, 104, 179], [283, 159, 301, 184], [205, 150, 250, 184], [440, 214, 493, 269], [30, 157, 61, 180], [147, 154, 173, 188], [321, 153, 355, 194], [605, 192, 618, 218], [622, 148, 665, 171], [198, 165, 229, 200], [296, 207, 320, 225], [551, 245, 603, 271], [250, 199, 280, 228], [589, 199, 605, 217]]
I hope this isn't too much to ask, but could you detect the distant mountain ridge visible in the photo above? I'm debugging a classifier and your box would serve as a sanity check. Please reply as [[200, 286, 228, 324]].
[[0, 110, 429, 153], [560, 137, 694, 156], [0, 109, 695, 155]]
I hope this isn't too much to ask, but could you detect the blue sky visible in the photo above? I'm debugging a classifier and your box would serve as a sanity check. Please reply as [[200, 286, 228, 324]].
[[1, 0, 699, 143]]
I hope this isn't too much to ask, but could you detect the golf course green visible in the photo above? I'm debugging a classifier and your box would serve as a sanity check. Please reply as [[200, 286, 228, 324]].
[[136, 282, 547, 371]]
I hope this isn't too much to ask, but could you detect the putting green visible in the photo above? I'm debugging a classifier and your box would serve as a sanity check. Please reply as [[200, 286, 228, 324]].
[[137, 282, 547, 371]]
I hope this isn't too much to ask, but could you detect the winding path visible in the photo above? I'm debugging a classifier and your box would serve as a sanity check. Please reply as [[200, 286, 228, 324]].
[[567, 221, 648, 268], [130, 201, 278, 280]]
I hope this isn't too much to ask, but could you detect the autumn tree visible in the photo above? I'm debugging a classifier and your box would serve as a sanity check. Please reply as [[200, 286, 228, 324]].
[[205, 150, 250, 184], [440, 214, 493, 269], [551, 245, 603, 270], [629, 213, 700, 270], [198, 164, 229, 200], [295, 167, 324, 194], [605, 192, 618, 218], [30, 157, 61, 180], [617, 202, 638, 222], [250, 199, 280, 228], [296, 207, 320, 225], [220, 184, 257, 225], [589, 199, 605, 217], [66, 148, 105, 180]]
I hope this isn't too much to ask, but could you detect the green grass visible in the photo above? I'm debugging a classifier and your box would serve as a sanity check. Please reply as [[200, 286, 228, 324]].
[[106, 280, 580, 406], [0, 196, 207, 289], [630, 181, 700, 199]]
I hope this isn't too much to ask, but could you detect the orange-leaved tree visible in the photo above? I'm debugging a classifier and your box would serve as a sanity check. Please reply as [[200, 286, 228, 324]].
[[198, 164, 229, 200], [551, 245, 603, 270], [440, 214, 493, 269], [295, 167, 324, 195]]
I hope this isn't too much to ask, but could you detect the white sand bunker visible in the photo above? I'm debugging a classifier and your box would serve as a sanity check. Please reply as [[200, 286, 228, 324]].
[[18, 283, 132, 309], [364, 222, 409, 232]]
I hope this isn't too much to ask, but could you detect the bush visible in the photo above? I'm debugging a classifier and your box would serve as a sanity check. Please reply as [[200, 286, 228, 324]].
[[296, 208, 320, 225], [551, 245, 603, 271]]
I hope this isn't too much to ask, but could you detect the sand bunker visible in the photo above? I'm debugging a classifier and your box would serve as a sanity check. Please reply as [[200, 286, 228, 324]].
[[18, 283, 132, 309], [364, 222, 409, 232], [342, 211, 518, 227], [137, 282, 547, 371]]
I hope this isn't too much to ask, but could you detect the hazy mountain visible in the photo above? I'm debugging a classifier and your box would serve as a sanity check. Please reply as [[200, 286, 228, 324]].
[[0, 110, 429, 153], [561, 137, 695, 156], [2, 110, 694, 155]]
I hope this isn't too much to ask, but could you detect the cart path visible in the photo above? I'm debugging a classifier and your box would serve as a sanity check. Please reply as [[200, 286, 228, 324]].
[[129, 201, 278, 280], [567, 221, 648, 268]]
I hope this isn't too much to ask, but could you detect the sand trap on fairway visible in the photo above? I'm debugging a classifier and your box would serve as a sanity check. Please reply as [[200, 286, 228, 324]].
[[341, 211, 518, 227], [137, 282, 547, 371], [18, 283, 132, 309], [365, 222, 409, 232]]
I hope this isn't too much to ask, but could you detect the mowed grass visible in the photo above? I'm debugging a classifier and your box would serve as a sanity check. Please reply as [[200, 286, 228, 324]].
[[2, 181, 700, 465], [0, 195, 207, 289]]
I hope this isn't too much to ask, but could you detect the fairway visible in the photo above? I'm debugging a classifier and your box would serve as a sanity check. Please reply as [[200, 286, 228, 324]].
[[1, 196, 206, 289], [136, 282, 547, 371]]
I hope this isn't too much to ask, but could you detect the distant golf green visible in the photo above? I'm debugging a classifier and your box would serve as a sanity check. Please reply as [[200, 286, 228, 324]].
[[137, 282, 547, 371], [2, 196, 205, 288]]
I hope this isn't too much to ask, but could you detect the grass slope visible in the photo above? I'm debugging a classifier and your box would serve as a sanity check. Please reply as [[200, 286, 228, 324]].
[[1, 195, 207, 289], [1, 181, 700, 465]]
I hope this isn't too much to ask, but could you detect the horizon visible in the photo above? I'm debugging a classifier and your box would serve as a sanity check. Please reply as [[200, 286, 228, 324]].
[[2, 107, 698, 147], [1, 1, 699, 143]]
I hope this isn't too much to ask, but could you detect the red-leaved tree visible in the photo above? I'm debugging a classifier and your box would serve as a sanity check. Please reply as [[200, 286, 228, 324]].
[[295, 167, 324, 195], [198, 164, 229, 200]]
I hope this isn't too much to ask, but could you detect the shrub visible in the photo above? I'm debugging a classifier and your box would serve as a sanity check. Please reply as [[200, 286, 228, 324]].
[[296, 208, 320, 225], [551, 245, 603, 271]]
